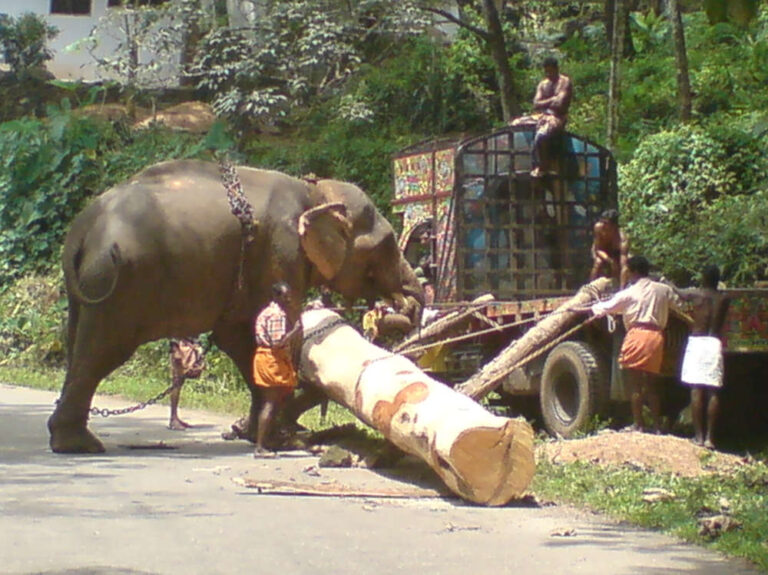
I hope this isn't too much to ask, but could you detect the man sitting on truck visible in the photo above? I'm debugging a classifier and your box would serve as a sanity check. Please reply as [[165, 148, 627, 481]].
[[590, 256, 684, 434], [510, 57, 572, 178]]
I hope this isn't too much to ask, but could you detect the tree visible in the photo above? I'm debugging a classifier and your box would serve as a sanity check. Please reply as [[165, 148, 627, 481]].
[[667, 0, 692, 121], [421, 0, 521, 121], [607, 0, 627, 150], [73, 0, 213, 93], [619, 124, 768, 285], [192, 0, 432, 124], [0, 12, 58, 79]]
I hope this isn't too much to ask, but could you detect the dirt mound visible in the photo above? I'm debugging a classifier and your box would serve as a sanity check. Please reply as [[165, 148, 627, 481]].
[[536, 430, 747, 477], [75, 103, 150, 123], [133, 101, 216, 133]]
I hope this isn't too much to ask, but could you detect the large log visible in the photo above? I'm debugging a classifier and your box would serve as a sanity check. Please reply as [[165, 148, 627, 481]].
[[456, 278, 614, 401], [299, 309, 535, 506]]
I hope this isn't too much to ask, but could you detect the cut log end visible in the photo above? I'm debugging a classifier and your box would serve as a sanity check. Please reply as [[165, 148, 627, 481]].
[[447, 418, 535, 507]]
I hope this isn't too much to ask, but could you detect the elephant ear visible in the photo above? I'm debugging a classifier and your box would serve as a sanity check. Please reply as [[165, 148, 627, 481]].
[[299, 202, 352, 281]]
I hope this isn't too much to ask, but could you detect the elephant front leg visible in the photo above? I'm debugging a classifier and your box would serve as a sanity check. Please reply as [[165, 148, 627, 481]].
[[213, 322, 261, 443]]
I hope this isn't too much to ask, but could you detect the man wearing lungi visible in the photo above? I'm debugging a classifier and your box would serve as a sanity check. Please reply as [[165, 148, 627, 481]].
[[252, 282, 303, 457], [674, 265, 730, 449], [591, 256, 684, 433], [530, 57, 572, 177]]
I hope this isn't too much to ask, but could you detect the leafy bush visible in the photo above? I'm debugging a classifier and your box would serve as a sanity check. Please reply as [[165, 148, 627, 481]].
[[0, 106, 114, 285], [619, 123, 768, 285], [0, 273, 66, 367], [0, 102, 233, 288], [0, 12, 58, 78]]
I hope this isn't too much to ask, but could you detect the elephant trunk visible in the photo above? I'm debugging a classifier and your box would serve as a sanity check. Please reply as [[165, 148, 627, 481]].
[[391, 255, 425, 328]]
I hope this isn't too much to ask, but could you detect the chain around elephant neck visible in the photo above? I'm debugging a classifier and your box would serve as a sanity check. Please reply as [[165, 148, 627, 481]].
[[217, 154, 256, 292]]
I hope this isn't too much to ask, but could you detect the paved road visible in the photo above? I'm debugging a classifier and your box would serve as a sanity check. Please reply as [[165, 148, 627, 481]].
[[0, 383, 761, 575]]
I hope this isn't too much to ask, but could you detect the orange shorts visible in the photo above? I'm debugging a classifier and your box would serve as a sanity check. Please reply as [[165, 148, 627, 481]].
[[619, 326, 664, 374], [253, 347, 297, 389]]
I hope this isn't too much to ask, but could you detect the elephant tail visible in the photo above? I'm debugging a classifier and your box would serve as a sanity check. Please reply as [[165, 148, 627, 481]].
[[64, 238, 122, 306]]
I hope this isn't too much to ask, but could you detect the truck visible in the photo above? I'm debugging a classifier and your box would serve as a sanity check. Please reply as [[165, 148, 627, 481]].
[[392, 125, 768, 438]]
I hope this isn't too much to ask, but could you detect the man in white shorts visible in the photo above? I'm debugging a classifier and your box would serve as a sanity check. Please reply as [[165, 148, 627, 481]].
[[675, 265, 730, 449]]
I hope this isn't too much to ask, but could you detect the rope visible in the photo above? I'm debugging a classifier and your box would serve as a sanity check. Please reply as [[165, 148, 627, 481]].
[[400, 296, 608, 358], [459, 314, 600, 400]]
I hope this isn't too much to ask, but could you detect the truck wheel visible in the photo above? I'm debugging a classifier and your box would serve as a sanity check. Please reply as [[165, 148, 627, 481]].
[[540, 341, 609, 438]]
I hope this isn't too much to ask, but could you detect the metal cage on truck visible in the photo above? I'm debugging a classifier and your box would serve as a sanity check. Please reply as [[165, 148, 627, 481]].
[[393, 125, 617, 304]]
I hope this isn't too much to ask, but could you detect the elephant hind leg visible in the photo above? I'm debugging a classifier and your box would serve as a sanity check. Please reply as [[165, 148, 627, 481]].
[[48, 318, 138, 454]]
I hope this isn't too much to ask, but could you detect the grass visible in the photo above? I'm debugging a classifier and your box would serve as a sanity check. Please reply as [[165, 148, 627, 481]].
[[533, 457, 768, 572], [3, 363, 767, 571]]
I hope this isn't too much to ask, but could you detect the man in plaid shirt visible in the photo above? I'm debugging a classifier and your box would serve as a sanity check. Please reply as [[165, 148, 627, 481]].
[[252, 282, 302, 456]]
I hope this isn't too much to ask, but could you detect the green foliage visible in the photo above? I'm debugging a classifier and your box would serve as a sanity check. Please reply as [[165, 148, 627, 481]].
[[619, 123, 768, 285], [534, 458, 768, 571], [629, 10, 670, 54], [349, 37, 490, 135], [0, 273, 66, 367], [0, 12, 58, 78], [0, 105, 233, 287], [192, 0, 431, 124], [0, 107, 113, 284]]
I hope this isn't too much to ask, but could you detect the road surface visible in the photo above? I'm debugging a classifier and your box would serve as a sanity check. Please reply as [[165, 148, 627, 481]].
[[0, 384, 761, 575]]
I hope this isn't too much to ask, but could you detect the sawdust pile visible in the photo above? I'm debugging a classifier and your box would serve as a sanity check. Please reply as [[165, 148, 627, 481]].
[[536, 430, 748, 478]]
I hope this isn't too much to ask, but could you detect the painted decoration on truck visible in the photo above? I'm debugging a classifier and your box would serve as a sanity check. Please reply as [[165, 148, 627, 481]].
[[393, 147, 457, 302], [722, 292, 768, 352], [394, 147, 455, 204]]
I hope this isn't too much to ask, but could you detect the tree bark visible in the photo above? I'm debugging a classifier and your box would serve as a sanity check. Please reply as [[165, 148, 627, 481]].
[[606, 0, 627, 152], [299, 309, 535, 506], [668, 0, 692, 121], [481, 0, 520, 121], [456, 278, 613, 401]]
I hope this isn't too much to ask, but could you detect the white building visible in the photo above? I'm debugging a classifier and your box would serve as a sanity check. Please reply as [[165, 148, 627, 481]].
[[0, 0, 130, 80], [0, 0, 239, 82]]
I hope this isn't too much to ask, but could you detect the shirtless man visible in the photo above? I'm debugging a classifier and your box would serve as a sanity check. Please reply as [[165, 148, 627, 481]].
[[674, 265, 730, 449], [590, 209, 630, 287], [530, 57, 572, 177]]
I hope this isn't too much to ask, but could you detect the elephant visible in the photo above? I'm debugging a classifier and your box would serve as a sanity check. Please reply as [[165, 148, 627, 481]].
[[49, 159, 424, 453]]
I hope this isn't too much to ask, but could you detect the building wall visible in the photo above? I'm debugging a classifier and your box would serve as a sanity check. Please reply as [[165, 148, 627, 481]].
[[0, 0, 115, 80]]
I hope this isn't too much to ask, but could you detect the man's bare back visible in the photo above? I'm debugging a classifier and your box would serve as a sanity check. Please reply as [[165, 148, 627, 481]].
[[682, 288, 730, 337]]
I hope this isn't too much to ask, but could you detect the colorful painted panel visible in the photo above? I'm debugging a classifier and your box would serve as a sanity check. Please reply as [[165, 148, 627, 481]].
[[722, 291, 768, 352], [393, 146, 455, 206]]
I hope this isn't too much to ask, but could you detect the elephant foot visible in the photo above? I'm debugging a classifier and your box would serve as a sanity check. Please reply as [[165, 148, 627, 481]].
[[48, 417, 105, 454], [221, 415, 256, 443]]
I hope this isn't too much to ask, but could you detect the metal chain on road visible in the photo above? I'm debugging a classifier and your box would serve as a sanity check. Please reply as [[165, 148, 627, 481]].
[[87, 383, 179, 418]]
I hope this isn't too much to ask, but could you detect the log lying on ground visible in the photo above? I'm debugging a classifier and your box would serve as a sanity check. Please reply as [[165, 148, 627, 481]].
[[393, 294, 495, 358], [456, 278, 614, 401], [299, 309, 535, 506]]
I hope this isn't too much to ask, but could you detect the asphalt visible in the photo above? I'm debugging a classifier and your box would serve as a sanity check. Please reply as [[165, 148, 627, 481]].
[[0, 383, 762, 575]]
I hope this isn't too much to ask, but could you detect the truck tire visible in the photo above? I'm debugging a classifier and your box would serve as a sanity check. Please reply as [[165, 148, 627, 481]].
[[540, 341, 609, 438]]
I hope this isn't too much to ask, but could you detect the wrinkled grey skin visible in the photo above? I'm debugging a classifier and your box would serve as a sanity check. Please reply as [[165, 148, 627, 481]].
[[49, 159, 423, 453]]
